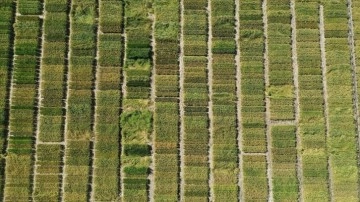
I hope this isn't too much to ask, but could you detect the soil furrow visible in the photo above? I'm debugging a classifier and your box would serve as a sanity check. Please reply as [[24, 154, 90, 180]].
[[178, 0, 185, 200], [234, 0, 243, 201], [206, 0, 215, 201], [148, 12, 156, 202], [319, 5, 334, 202], [290, 0, 304, 201], [262, 0, 274, 200]]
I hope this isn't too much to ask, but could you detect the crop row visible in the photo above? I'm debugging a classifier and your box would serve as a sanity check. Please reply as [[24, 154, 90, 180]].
[[38, 0, 67, 142], [0, 0, 14, 198], [323, 1, 359, 201], [239, 0, 266, 154], [93, 0, 123, 201], [295, 1, 330, 200], [124, 0, 152, 99], [33, 0, 69, 200], [120, 0, 153, 201], [240, 0, 266, 152], [153, 0, 180, 200], [211, 0, 238, 200], [62, 0, 97, 200], [4, 0, 42, 200], [267, 0, 294, 120], [354, 0, 360, 123], [182, 0, 210, 200], [239, 0, 268, 200]]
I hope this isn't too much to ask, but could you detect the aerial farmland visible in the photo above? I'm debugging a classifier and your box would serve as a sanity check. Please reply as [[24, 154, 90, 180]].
[[0, 0, 360, 201]]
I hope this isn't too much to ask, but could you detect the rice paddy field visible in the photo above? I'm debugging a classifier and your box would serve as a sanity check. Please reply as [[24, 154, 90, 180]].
[[1, 0, 360, 201]]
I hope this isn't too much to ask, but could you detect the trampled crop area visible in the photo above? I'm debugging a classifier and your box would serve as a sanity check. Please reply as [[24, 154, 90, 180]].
[[0, 0, 360, 201]]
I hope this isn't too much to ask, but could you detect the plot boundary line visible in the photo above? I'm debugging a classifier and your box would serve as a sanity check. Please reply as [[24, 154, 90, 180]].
[[262, 0, 274, 200], [58, 1, 71, 200], [89, 0, 102, 200], [346, 0, 360, 198], [119, 1, 131, 198], [32, 0, 46, 199], [2, 0, 18, 200], [118, 0, 126, 199], [290, 1, 304, 201], [26, 2, 44, 200], [234, 0, 243, 201], [60, 0, 74, 199], [319, 5, 334, 202], [207, 0, 215, 201], [87, 1, 99, 200], [178, 0, 185, 200], [148, 11, 156, 202], [1, 0, 17, 199], [0, 0, 16, 199]]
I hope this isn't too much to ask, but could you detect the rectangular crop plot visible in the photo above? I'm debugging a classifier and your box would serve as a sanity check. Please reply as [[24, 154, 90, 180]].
[[242, 155, 268, 201], [271, 125, 299, 201]]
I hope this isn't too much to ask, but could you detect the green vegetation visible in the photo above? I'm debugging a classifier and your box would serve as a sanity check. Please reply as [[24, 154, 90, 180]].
[[271, 126, 298, 201], [63, 138, 91, 201], [323, 1, 359, 201], [354, 0, 360, 136], [295, 1, 330, 200], [121, 0, 153, 201], [0, 0, 14, 198], [239, 0, 266, 153], [99, 0, 123, 33], [33, 0, 69, 200], [4, 0, 41, 200], [121, 110, 152, 139], [0, 0, 360, 201], [38, 0, 68, 143], [63, 0, 96, 200], [18, 0, 42, 15], [211, 0, 238, 200], [33, 144, 62, 201], [243, 155, 268, 201], [4, 154, 33, 201], [121, 107, 152, 201], [183, 0, 210, 200], [98, 34, 122, 67], [267, 0, 294, 121], [153, 0, 181, 200], [93, 0, 123, 200], [124, 0, 152, 99]]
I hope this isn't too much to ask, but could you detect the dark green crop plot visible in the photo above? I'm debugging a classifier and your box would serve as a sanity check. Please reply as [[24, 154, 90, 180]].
[[124, 144, 151, 156]]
